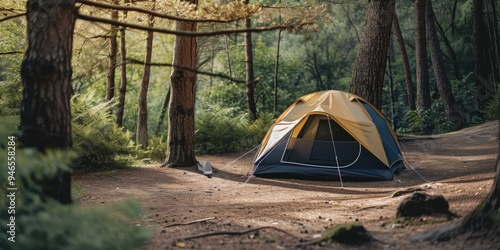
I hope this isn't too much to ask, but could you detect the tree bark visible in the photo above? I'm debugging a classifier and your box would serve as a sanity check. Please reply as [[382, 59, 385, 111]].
[[163, 0, 198, 168], [349, 0, 396, 110], [137, 8, 155, 150], [273, 29, 281, 114], [415, 0, 431, 111], [244, 0, 257, 121], [426, 0, 463, 130], [472, 0, 495, 112], [106, 4, 118, 102], [20, 0, 76, 204], [154, 87, 170, 136], [116, 26, 127, 127], [392, 14, 415, 110]]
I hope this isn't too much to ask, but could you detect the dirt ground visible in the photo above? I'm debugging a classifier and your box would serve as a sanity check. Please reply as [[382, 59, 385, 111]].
[[74, 121, 499, 250]]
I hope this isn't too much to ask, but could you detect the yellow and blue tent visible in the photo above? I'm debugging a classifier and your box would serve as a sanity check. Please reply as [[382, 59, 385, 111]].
[[253, 90, 405, 181]]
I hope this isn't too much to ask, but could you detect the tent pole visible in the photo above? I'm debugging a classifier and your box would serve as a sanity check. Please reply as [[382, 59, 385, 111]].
[[327, 116, 344, 188]]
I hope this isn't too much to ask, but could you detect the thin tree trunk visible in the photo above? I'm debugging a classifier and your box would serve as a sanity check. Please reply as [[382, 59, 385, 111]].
[[224, 34, 232, 79], [392, 14, 415, 110], [273, 29, 281, 114], [435, 20, 461, 80], [163, 0, 198, 168], [116, 26, 127, 127], [426, 0, 463, 130], [137, 6, 155, 150], [106, 4, 118, 102], [20, 0, 76, 204], [349, 0, 396, 110], [473, 0, 495, 112], [415, 0, 431, 112], [486, 0, 500, 85], [244, 0, 257, 120], [155, 87, 170, 136]]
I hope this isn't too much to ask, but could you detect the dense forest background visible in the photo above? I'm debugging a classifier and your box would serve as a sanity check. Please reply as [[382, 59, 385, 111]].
[[1, 0, 499, 160], [1, 0, 500, 248]]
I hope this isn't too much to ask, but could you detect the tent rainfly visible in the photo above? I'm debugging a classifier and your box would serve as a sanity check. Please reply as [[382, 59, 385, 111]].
[[252, 90, 405, 181]]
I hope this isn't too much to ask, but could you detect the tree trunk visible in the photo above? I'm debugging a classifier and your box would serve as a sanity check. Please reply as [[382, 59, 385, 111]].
[[20, 0, 76, 204], [415, 0, 432, 133], [273, 29, 281, 114], [163, 0, 198, 168], [106, 4, 118, 102], [426, 0, 463, 130], [473, 0, 495, 113], [137, 9, 155, 150], [116, 26, 127, 127], [155, 87, 170, 136], [392, 14, 415, 110], [244, 0, 258, 121], [349, 0, 396, 110]]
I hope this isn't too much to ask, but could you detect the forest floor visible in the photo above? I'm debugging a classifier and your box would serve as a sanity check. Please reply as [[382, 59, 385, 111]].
[[74, 121, 500, 250]]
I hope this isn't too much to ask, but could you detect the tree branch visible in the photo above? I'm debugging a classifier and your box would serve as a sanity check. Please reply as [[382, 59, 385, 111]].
[[76, 0, 249, 23], [126, 58, 245, 83], [0, 51, 23, 55], [0, 13, 25, 22], [180, 226, 298, 241], [77, 13, 313, 37]]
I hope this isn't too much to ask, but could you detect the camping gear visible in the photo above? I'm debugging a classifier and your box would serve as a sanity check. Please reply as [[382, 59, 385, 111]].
[[252, 90, 405, 181]]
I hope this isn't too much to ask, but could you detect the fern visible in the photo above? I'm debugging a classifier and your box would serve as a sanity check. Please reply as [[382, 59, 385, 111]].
[[71, 93, 137, 170], [0, 132, 152, 250]]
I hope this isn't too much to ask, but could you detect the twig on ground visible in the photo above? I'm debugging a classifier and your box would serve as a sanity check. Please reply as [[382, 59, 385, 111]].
[[165, 217, 216, 228], [181, 226, 299, 241]]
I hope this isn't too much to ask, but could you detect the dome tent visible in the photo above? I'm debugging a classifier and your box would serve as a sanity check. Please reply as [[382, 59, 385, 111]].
[[252, 90, 405, 181]]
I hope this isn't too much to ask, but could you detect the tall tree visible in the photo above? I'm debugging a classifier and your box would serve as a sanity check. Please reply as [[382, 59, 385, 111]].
[[473, 0, 496, 112], [349, 0, 396, 110], [414, 0, 431, 133], [162, 0, 198, 167], [137, 2, 155, 150], [244, 0, 258, 120], [106, 2, 119, 102], [154, 87, 170, 136], [116, 26, 127, 127], [20, 0, 76, 204], [426, 0, 463, 130], [392, 14, 415, 110]]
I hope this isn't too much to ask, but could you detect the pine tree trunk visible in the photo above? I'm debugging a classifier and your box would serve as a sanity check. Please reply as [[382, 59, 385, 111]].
[[163, 0, 198, 168], [244, 0, 258, 121], [415, 0, 431, 112], [349, 0, 396, 110], [137, 11, 155, 150], [393, 14, 415, 110], [20, 0, 76, 204], [472, 0, 495, 112], [106, 5, 118, 102], [426, 0, 463, 130], [116, 27, 127, 127], [273, 29, 281, 114], [155, 87, 170, 136]]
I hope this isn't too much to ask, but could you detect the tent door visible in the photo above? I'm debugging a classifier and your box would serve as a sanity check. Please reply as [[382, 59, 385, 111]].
[[282, 115, 361, 167]]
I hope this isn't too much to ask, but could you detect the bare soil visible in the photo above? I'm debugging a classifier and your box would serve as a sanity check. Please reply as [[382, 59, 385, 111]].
[[74, 121, 499, 249]]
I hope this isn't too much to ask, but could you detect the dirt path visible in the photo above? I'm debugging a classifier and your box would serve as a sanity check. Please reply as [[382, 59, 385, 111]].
[[74, 121, 499, 249]]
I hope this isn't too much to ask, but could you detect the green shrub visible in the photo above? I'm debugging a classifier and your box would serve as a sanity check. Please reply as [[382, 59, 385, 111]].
[[137, 135, 167, 163], [0, 131, 152, 250], [485, 90, 500, 121], [71, 93, 138, 170], [195, 105, 274, 154]]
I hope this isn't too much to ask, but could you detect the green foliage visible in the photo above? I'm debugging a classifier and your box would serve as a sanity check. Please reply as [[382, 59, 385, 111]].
[[400, 101, 454, 135], [71, 93, 138, 170], [485, 91, 500, 121], [138, 135, 168, 162], [0, 130, 152, 250], [195, 105, 274, 154]]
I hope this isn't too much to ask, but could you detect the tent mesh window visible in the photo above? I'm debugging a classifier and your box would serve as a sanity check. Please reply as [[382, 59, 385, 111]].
[[284, 115, 361, 167]]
